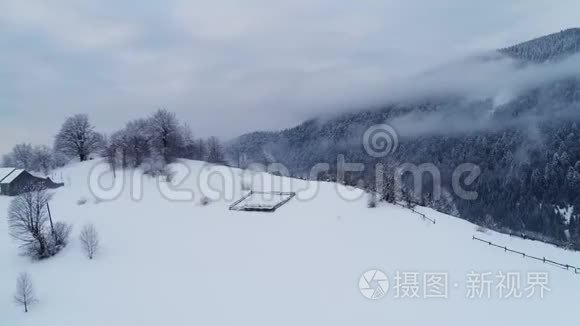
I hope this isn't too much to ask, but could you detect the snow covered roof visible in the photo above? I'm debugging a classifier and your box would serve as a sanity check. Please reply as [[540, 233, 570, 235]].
[[0, 168, 25, 184], [0, 168, 15, 182]]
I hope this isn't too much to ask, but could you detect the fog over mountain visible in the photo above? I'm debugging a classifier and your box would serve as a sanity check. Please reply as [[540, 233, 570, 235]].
[[228, 29, 580, 247], [2, 0, 580, 154]]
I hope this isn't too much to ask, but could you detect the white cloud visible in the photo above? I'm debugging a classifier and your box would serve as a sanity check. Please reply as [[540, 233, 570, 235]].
[[0, 0, 139, 50], [1, 0, 580, 154]]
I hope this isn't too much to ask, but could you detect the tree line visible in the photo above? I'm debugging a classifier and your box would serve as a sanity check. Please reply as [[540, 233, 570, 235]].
[[1, 109, 226, 175], [104, 109, 225, 175]]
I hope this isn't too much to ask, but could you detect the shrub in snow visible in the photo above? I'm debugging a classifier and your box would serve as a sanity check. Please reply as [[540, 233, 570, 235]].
[[367, 194, 378, 208], [142, 156, 173, 181], [77, 197, 88, 206], [164, 169, 175, 183], [14, 272, 37, 313], [79, 223, 100, 260], [142, 162, 164, 177], [200, 196, 211, 206], [475, 225, 489, 234], [50, 222, 72, 249]]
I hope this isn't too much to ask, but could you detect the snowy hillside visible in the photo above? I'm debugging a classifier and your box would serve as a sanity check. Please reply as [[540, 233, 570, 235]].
[[1, 160, 579, 326]]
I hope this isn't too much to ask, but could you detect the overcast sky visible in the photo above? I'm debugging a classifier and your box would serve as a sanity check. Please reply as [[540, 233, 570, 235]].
[[1, 0, 579, 154]]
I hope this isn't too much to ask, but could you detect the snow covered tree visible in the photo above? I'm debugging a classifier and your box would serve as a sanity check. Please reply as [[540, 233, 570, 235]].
[[55, 114, 104, 161], [147, 109, 183, 164], [124, 119, 151, 167], [401, 186, 417, 209], [109, 130, 129, 169], [102, 136, 119, 178], [179, 123, 197, 160], [2, 144, 62, 175], [3, 144, 34, 169], [79, 223, 100, 260], [32, 145, 55, 175], [14, 272, 37, 313], [192, 139, 207, 161], [205, 136, 225, 164]]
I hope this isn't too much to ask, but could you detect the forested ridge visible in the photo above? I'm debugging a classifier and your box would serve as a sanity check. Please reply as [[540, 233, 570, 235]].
[[228, 29, 580, 248]]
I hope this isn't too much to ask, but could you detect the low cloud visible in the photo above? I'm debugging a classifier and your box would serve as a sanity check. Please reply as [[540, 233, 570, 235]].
[[384, 52, 580, 138], [1, 0, 580, 154]]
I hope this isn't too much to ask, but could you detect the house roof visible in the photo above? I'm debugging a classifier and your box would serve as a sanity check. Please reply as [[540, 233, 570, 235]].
[[0, 168, 16, 182], [0, 168, 25, 184]]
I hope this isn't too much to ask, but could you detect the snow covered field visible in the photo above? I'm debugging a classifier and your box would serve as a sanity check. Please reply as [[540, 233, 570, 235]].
[[1, 160, 579, 325]]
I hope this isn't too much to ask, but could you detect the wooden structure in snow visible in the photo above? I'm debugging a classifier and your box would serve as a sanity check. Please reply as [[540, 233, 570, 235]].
[[229, 191, 296, 212], [0, 168, 64, 196]]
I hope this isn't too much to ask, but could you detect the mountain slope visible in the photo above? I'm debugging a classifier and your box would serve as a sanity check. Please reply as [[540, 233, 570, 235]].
[[227, 30, 580, 245], [500, 28, 580, 63], [1, 160, 579, 325]]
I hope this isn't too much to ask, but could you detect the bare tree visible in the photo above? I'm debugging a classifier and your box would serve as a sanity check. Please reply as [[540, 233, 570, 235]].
[[8, 144, 34, 169], [32, 145, 55, 175], [147, 109, 183, 164], [8, 190, 51, 259], [2, 144, 61, 175], [109, 131, 129, 169], [192, 139, 206, 161], [79, 223, 100, 260], [14, 272, 37, 313], [124, 119, 151, 167], [55, 114, 104, 161], [102, 136, 118, 178], [179, 123, 197, 160], [2, 143, 34, 170]]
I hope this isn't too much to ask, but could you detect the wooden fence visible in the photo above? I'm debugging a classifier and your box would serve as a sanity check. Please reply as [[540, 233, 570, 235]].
[[392, 201, 577, 274], [394, 202, 436, 224], [229, 191, 296, 212], [472, 236, 580, 274]]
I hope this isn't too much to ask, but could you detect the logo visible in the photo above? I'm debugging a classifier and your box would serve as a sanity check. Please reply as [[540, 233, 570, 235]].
[[363, 124, 399, 158], [359, 269, 389, 300]]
